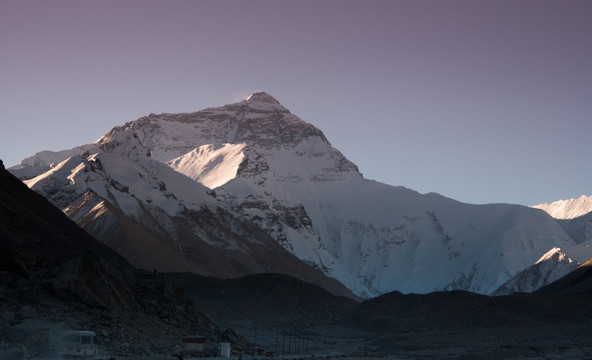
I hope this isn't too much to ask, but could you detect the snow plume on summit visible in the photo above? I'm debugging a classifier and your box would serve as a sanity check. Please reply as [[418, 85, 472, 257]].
[[246, 91, 281, 105], [10, 92, 580, 298]]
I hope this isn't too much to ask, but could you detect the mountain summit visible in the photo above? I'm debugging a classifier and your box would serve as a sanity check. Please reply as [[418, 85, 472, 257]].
[[246, 91, 281, 104], [10, 92, 587, 297]]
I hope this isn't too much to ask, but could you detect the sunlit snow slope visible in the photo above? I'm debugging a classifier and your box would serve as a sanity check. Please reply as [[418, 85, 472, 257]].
[[532, 195, 592, 220]]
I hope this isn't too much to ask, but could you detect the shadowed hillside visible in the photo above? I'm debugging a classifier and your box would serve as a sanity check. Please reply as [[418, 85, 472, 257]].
[[0, 159, 240, 358]]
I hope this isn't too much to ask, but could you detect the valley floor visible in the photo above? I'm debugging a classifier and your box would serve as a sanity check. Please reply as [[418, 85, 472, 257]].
[[200, 314, 592, 360], [23, 320, 592, 360]]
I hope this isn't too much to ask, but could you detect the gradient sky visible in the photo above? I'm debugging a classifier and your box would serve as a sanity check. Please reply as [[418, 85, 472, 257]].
[[1, 0, 591, 205]]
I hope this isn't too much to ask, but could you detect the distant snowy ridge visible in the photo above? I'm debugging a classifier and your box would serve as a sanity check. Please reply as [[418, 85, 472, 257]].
[[532, 195, 592, 220], [493, 247, 578, 295], [532, 196, 592, 267], [9, 91, 581, 297], [9, 144, 99, 180]]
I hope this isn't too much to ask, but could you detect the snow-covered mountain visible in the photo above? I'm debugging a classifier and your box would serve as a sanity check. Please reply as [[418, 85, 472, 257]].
[[10, 92, 581, 297], [532, 195, 592, 220], [10, 128, 353, 299]]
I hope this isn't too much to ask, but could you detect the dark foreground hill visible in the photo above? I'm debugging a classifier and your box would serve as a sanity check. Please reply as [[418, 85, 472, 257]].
[[170, 272, 358, 323], [342, 290, 592, 358], [348, 290, 592, 332], [0, 159, 241, 358]]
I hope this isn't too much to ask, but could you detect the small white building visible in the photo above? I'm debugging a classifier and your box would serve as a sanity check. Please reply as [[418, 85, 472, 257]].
[[219, 342, 231, 358]]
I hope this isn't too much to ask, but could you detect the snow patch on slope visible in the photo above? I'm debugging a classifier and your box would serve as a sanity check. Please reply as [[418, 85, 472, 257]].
[[24, 156, 84, 189], [536, 247, 571, 264], [167, 143, 246, 189]]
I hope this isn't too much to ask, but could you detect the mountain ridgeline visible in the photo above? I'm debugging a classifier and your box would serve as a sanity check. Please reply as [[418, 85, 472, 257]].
[[10, 92, 591, 298]]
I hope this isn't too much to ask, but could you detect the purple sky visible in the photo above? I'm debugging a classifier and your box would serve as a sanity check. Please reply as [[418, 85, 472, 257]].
[[1, 0, 591, 205]]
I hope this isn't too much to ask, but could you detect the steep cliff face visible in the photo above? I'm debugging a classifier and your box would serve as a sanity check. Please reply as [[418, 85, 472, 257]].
[[10, 92, 578, 297]]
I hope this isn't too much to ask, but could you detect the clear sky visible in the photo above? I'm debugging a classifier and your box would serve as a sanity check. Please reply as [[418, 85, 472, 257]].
[[1, 0, 591, 206]]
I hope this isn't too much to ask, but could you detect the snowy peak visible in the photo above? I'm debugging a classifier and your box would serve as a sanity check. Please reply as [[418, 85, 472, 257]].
[[91, 91, 360, 186], [535, 247, 573, 265], [493, 247, 578, 295], [246, 91, 281, 105], [229, 91, 291, 114], [532, 195, 592, 219]]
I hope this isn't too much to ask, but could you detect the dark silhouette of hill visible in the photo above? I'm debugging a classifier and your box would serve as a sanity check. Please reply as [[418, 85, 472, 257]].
[[338, 289, 592, 356], [0, 159, 238, 358], [345, 290, 592, 333], [166, 272, 592, 357], [0, 159, 130, 273], [170, 272, 357, 321]]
